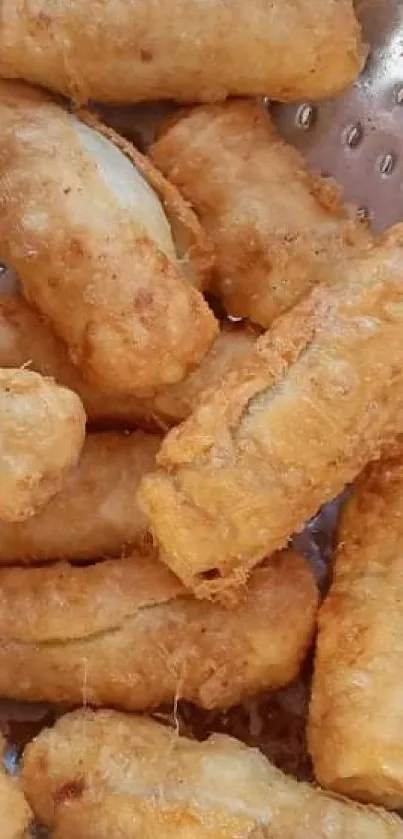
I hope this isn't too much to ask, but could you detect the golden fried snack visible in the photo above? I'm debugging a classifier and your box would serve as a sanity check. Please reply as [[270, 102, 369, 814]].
[[0, 430, 159, 562], [150, 322, 259, 427], [20, 710, 403, 839], [0, 736, 32, 839], [151, 101, 371, 327], [0, 548, 317, 709], [0, 81, 217, 397], [0, 292, 258, 428], [139, 226, 403, 598], [0, 368, 85, 523], [0, 0, 364, 104], [309, 442, 403, 809]]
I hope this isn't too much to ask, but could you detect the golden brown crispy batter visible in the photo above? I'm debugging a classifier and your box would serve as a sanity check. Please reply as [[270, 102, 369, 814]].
[[0, 430, 159, 563], [0, 80, 217, 396], [149, 322, 260, 428], [0, 292, 258, 429], [151, 101, 371, 327], [21, 710, 403, 839], [80, 111, 214, 292], [139, 227, 403, 598], [0, 0, 364, 104], [0, 368, 85, 523], [0, 735, 32, 839], [309, 440, 403, 809], [0, 548, 317, 710]]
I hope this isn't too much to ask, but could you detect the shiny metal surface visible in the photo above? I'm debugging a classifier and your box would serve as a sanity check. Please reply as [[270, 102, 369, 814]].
[[272, 0, 403, 230]]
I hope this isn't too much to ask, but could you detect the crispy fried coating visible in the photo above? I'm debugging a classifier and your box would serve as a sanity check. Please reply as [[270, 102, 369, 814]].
[[0, 736, 32, 839], [139, 227, 403, 598], [20, 711, 403, 839], [309, 441, 403, 809], [0, 431, 159, 563], [151, 101, 371, 327], [0, 0, 364, 104], [81, 111, 214, 292], [0, 548, 317, 709], [0, 81, 217, 396], [0, 368, 85, 523], [0, 292, 258, 429], [149, 322, 259, 427]]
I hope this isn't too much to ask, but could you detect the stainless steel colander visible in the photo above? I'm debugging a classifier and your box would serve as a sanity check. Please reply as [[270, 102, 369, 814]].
[[273, 0, 403, 231]]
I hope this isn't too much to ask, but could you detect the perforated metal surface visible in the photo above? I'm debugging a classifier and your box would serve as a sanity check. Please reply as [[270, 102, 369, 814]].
[[272, 0, 403, 230]]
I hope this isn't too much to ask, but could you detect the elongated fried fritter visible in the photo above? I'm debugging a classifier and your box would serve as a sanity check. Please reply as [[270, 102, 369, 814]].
[[0, 81, 217, 396], [0, 368, 85, 523], [139, 227, 403, 598], [0, 736, 32, 839], [0, 431, 159, 562], [20, 711, 403, 839], [0, 548, 317, 709], [151, 101, 370, 327], [309, 441, 403, 809], [0, 292, 258, 429], [0, 0, 365, 104]]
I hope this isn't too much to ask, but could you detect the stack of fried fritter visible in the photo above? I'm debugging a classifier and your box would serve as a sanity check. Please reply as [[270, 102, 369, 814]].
[[0, 2, 402, 837]]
